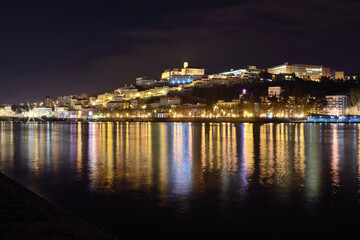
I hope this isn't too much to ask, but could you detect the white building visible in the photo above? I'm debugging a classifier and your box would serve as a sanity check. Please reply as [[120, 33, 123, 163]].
[[325, 95, 348, 115], [161, 62, 205, 85], [268, 86, 283, 97], [34, 107, 53, 117], [0, 105, 12, 116]]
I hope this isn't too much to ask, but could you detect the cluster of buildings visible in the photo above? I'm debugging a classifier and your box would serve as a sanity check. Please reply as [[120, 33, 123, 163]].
[[0, 61, 358, 120]]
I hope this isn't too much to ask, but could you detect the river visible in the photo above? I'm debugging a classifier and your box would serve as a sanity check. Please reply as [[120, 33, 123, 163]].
[[0, 122, 359, 239]]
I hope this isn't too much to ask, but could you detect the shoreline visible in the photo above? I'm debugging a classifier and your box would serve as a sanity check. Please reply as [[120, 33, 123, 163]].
[[3, 116, 360, 124], [0, 171, 115, 240], [0, 116, 307, 123]]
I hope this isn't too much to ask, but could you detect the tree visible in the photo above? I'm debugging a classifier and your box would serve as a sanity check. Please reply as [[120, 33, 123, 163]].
[[349, 88, 360, 107]]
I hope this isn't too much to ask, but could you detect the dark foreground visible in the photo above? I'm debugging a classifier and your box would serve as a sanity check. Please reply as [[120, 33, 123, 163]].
[[0, 172, 114, 240]]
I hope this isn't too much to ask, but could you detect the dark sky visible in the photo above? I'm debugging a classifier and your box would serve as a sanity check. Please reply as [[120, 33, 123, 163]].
[[1, 0, 359, 103]]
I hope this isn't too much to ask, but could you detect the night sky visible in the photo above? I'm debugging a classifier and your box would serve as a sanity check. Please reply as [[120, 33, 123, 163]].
[[0, 0, 359, 103]]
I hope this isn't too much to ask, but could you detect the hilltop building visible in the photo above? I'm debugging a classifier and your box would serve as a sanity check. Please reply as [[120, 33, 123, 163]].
[[331, 70, 344, 80], [268, 62, 332, 81], [161, 62, 205, 85], [215, 66, 262, 80]]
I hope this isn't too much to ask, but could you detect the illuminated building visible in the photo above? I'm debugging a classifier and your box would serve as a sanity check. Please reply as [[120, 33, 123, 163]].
[[161, 62, 205, 85], [81, 108, 97, 118], [114, 85, 137, 94], [159, 97, 181, 107], [70, 97, 88, 109], [136, 76, 157, 87], [107, 101, 130, 110], [33, 107, 53, 117], [129, 99, 139, 109], [331, 70, 344, 80], [268, 62, 331, 81], [54, 107, 68, 118], [268, 86, 283, 97], [57, 95, 72, 107], [215, 99, 241, 108], [44, 96, 55, 107], [216, 65, 262, 79], [0, 105, 12, 116], [325, 95, 348, 115], [214, 99, 242, 117], [169, 75, 195, 85], [58, 94, 88, 108], [73, 104, 83, 110]]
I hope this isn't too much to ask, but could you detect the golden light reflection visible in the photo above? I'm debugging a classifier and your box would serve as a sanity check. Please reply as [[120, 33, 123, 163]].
[[0, 122, 14, 165], [331, 124, 340, 190], [52, 123, 60, 174], [88, 122, 98, 189], [1, 121, 359, 209], [304, 124, 321, 203], [242, 123, 254, 181], [32, 123, 40, 175], [9, 122, 14, 162], [274, 124, 286, 186], [76, 122, 83, 180], [294, 124, 306, 186], [208, 123, 214, 169], [158, 123, 169, 202], [259, 124, 275, 185], [200, 123, 206, 172]]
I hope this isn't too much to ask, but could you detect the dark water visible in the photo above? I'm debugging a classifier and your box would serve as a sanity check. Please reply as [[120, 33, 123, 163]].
[[0, 121, 360, 239]]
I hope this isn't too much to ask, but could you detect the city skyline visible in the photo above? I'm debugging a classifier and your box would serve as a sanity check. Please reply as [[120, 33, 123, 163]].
[[0, 0, 360, 103], [0, 59, 352, 105]]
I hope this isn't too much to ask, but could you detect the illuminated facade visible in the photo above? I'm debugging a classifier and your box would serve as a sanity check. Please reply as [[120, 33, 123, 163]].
[[0, 105, 12, 116], [161, 62, 205, 85], [268, 86, 283, 97], [159, 97, 181, 107], [135, 76, 168, 88], [268, 62, 331, 80], [57, 95, 72, 107], [325, 95, 348, 115], [34, 107, 53, 117], [330, 70, 344, 80], [44, 96, 55, 107], [70, 97, 88, 109], [107, 101, 130, 110], [216, 66, 262, 79]]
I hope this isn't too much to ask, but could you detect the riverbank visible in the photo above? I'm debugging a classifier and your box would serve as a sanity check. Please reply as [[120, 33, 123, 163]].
[[0, 172, 115, 240], [0, 116, 306, 123]]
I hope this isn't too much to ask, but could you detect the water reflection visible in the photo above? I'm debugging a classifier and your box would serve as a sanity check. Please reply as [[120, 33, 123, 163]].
[[0, 122, 360, 211]]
